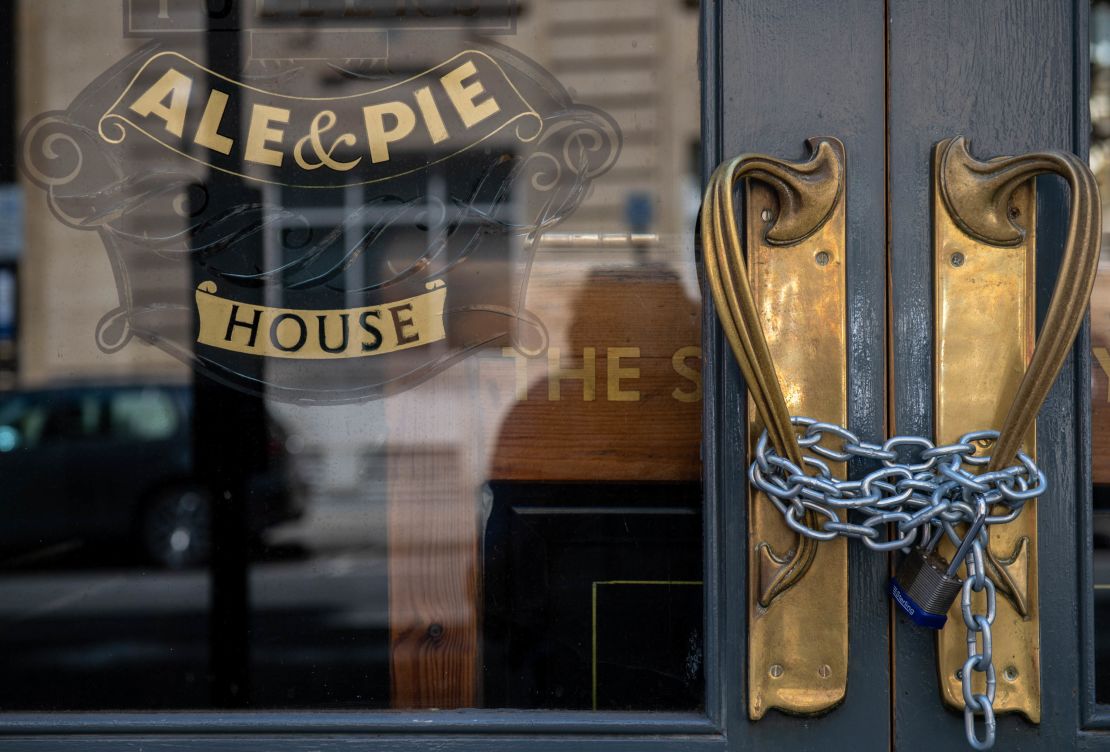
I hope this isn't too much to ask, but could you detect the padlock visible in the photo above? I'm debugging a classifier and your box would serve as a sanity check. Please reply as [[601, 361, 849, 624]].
[[890, 501, 988, 629], [889, 546, 963, 629]]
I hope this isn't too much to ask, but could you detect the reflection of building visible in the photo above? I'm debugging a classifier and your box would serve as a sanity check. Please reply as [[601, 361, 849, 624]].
[[524, 0, 701, 243], [14, 0, 705, 360], [17, 0, 700, 374], [17, 3, 195, 386], [11, 0, 701, 711], [13, 0, 700, 512]]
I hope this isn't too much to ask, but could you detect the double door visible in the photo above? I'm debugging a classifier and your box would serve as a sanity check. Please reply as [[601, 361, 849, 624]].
[[714, 2, 1095, 749]]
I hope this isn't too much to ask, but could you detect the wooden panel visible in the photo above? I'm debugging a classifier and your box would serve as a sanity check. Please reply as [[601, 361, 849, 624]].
[[485, 263, 701, 482], [387, 369, 479, 709], [888, 2, 1086, 749]]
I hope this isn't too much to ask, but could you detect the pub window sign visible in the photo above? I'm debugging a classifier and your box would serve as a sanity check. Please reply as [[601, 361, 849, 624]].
[[22, 0, 619, 402]]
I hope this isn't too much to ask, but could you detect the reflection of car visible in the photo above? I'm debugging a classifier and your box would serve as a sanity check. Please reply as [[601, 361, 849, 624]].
[[0, 383, 304, 568]]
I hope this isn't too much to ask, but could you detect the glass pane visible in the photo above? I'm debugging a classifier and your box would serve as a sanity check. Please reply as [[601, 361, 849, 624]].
[[1092, 0, 1110, 704], [0, 0, 702, 712]]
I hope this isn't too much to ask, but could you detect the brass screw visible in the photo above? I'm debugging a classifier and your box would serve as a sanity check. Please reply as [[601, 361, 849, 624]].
[[769, 664, 784, 679], [950, 251, 965, 268], [818, 664, 832, 679], [1003, 666, 1019, 682], [815, 251, 831, 266], [761, 209, 773, 222]]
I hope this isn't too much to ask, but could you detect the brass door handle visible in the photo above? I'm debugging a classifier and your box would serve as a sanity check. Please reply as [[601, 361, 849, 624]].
[[932, 137, 1101, 723], [699, 136, 1100, 726], [700, 138, 850, 718], [700, 138, 843, 471], [937, 136, 1101, 471]]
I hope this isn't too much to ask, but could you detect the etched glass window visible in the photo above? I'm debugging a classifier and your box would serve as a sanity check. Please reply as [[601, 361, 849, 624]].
[[0, 0, 702, 712]]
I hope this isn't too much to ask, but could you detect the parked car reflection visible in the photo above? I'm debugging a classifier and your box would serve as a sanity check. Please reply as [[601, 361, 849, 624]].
[[0, 383, 305, 568]]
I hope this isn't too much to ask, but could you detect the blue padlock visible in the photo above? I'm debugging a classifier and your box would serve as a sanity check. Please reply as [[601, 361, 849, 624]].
[[889, 547, 962, 629], [891, 503, 988, 629]]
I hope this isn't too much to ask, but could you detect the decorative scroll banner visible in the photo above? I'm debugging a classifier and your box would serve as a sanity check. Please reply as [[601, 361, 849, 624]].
[[98, 49, 542, 188], [196, 281, 447, 359], [20, 34, 622, 402]]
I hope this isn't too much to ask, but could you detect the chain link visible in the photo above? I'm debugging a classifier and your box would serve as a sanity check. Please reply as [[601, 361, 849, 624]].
[[751, 416, 1043, 751], [961, 547, 997, 750]]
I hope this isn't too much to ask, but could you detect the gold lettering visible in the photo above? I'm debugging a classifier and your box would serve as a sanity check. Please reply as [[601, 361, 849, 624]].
[[502, 346, 530, 401], [195, 89, 234, 155], [195, 283, 447, 359], [389, 303, 420, 344], [270, 313, 308, 352], [294, 111, 361, 172], [414, 86, 449, 144], [440, 60, 500, 128], [1095, 347, 1110, 401], [129, 68, 193, 138], [245, 104, 290, 167], [363, 101, 416, 164], [606, 347, 640, 402], [547, 347, 595, 401], [671, 346, 702, 402]]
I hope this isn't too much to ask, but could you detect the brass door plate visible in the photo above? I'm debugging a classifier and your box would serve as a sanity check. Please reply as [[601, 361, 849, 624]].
[[746, 159, 848, 719], [932, 146, 1040, 722]]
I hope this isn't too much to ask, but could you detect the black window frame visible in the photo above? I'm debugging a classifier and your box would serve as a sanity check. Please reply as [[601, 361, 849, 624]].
[[0, 3, 1104, 751]]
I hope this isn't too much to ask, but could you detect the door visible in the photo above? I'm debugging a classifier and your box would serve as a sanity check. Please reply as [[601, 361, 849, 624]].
[[0, 2, 1102, 752], [887, 5, 1089, 749], [709, 1, 1100, 750]]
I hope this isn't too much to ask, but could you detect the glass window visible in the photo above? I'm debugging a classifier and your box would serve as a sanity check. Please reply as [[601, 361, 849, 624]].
[[0, 0, 702, 713], [1091, 0, 1110, 703]]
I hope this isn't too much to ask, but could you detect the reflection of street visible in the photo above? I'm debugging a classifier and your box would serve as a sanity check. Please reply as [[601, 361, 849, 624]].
[[268, 451, 387, 552], [0, 529, 391, 709]]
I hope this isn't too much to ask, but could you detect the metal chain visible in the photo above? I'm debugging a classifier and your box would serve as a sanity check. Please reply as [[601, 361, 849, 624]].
[[751, 416, 1044, 751], [961, 544, 997, 750]]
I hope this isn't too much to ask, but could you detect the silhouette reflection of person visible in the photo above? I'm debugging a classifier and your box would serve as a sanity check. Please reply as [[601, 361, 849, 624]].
[[489, 263, 700, 483], [483, 262, 702, 710]]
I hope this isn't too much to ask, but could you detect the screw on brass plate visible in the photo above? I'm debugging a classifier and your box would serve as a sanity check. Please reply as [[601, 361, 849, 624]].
[[955, 668, 964, 680], [950, 251, 965, 267], [769, 664, 784, 679], [815, 250, 831, 266], [1008, 205, 1021, 220], [761, 209, 773, 222], [1003, 666, 1019, 682], [818, 664, 832, 679]]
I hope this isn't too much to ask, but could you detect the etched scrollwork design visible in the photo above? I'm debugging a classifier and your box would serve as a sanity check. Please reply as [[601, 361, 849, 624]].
[[520, 107, 621, 198]]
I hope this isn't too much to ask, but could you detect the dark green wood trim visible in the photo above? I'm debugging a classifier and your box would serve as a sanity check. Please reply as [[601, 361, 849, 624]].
[[707, 1, 889, 749], [0, 711, 718, 739], [888, 1, 1092, 749], [699, 0, 732, 737], [0, 737, 729, 752]]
